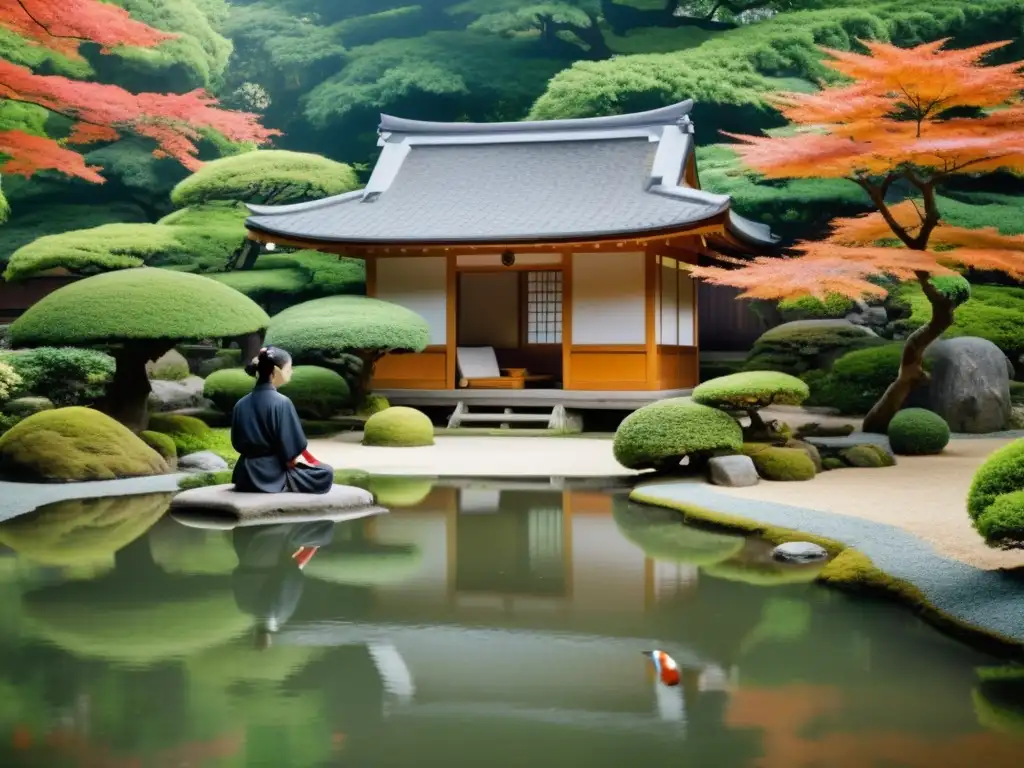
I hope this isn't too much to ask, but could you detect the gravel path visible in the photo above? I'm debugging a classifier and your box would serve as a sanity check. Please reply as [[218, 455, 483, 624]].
[[631, 481, 1024, 646], [0, 475, 186, 524]]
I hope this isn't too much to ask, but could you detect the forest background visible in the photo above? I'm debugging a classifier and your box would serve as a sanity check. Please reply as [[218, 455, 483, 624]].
[[1, 0, 1022, 348]]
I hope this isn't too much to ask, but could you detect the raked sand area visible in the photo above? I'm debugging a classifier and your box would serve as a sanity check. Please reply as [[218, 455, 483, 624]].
[[310, 432, 1024, 572]]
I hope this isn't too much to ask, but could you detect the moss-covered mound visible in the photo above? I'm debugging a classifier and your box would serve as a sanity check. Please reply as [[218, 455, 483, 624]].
[[743, 322, 884, 375], [8, 268, 270, 347], [967, 438, 1024, 549], [363, 406, 434, 447], [0, 407, 169, 482], [887, 408, 950, 456], [204, 365, 351, 419], [265, 295, 431, 360], [613, 397, 743, 471], [147, 413, 237, 465], [140, 430, 177, 462], [809, 343, 909, 415], [839, 444, 895, 468], [612, 500, 744, 566], [692, 370, 809, 410], [368, 475, 436, 507], [0, 493, 170, 567], [357, 394, 391, 419], [743, 444, 816, 481]]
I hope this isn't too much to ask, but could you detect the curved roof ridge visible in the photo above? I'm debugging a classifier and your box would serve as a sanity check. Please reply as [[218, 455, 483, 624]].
[[379, 100, 694, 136]]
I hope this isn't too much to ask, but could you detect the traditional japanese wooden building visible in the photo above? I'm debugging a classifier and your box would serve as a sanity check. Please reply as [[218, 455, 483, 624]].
[[243, 100, 778, 417]]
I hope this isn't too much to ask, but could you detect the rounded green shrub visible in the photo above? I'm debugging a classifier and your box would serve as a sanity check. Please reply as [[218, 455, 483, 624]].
[[280, 366, 351, 419], [613, 397, 743, 471], [743, 322, 884, 375], [748, 446, 816, 481], [692, 370, 809, 411], [974, 491, 1024, 551], [0, 361, 20, 402], [147, 413, 236, 464], [203, 368, 255, 413], [0, 407, 169, 482], [967, 439, 1024, 549], [887, 408, 950, 455], [0, 347, 115, 406], [139, 430, 177, 462], [778, 293, 855, 322], [3, 396, 54, 417], [814, 343, 907, 415], [362, 406, 434, 447], [204, 366, 351, 419], [358, 394, 391, 419]]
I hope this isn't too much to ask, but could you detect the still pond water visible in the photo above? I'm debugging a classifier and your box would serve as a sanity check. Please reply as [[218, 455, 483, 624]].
[[0, 478, 1021, 767]]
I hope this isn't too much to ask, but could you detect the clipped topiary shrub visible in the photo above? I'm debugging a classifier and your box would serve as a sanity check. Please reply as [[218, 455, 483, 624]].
[[204, 366, 351, 419], [0, 407, 169, 482], [743, 321, 884, 375], [887, 408, 950, 455], [968, 439, 1024, 549], [813, 343, 909, 415], [747, 446, 816, 481], [974, 491, 1024, 551], [139, 430, 177, 463], [613, 398, 743, 471], [0, 347, 115, 406], [693, 370, 809, 436], [778, 293, 855, 322], [363, 406, 434, 447]]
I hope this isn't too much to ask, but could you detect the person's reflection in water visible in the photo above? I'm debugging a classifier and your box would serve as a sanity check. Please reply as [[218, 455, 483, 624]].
[[231, 520, 335, 648]]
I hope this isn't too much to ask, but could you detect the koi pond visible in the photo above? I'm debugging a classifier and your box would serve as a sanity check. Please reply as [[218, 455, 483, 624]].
[[0, 478, 1021, 767]]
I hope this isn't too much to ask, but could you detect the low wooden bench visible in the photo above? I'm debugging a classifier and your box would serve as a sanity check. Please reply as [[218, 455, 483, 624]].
[[447, 403, 571, 430]]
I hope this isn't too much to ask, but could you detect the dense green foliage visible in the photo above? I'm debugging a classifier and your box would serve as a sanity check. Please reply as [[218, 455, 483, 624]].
[[362, 406, 435, 447], [973, 491, 1024, 553], [0, 407, 169, 481], [613, 397, 743, 470], [808, 344, 907, 416], [203, 365, 352, 419], [887, 408, 950, 456], [9, 269, 270, 347], [0, 348, 116, 406], [266, 296, 431, 359], [692, 370, 809, 411], [777, 293, 855, 322], [967, 438, 1024, 549], [744, 322, 885, 375], [147, 414, 238, 463], [139, 430, 178, 461], [0, 362, 20, 402]]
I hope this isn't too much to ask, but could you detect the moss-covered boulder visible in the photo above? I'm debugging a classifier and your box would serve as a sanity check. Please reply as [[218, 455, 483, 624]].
[[204, 365, 351, 419], [613, 397, 743, 471], [742, 444, 816, 481], [839, 444, 896, 468], [139, 430, 177, 463], [0, 407, 169, 482], [967, 438, 1024, 549], [363, 406, 434, 447], [147, 413, 237, 465], [887, 408, 950, 456]]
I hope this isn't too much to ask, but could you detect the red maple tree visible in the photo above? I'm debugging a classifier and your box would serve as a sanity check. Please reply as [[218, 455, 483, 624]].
[[692, 39, 1024, 432], [0, 0, 279, 183]]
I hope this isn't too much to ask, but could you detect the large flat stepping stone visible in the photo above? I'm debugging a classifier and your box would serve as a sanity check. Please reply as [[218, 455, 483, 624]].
[[170, 483, 383, 526], [804, 433, 895, 459]]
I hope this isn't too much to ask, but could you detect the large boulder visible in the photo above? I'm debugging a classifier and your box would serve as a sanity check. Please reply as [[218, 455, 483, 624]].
[[927, 337, 1012, 434], [708, 455, 759, 487], [170, 483, 382, 525], [149, 376, 209, 413]]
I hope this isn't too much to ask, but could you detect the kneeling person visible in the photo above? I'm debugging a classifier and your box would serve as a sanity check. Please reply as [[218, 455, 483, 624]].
[[231, 345, 334, 494]]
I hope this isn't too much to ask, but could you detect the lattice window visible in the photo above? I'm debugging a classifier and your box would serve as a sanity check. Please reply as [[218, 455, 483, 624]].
[[526, 271, 563, 344]]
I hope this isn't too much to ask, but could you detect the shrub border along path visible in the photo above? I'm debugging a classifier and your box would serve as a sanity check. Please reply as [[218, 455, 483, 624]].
[[630, 481, 1024, 653]]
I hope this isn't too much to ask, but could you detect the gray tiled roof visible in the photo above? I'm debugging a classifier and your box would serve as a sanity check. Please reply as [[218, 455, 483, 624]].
[[247, 138, 728, 244]]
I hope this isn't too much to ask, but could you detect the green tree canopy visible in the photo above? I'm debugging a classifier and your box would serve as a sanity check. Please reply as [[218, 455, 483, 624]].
[[170, 149, 361, 207], [10, 269, 270, 429]]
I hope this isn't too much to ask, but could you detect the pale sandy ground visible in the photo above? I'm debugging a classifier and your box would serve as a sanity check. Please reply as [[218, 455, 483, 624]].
[[310, 431, 1024, 571], [711, 437, 1024, 571]]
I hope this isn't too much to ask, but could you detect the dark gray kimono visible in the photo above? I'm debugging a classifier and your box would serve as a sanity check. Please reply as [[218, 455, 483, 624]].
[[231, 382, 334, 494]]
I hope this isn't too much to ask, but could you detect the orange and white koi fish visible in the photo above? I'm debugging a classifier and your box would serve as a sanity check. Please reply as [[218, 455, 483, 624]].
[[642, 650, 681, 686]]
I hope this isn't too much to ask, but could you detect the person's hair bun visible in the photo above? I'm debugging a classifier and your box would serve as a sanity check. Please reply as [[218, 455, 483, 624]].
[[244, 356, 260, 377]]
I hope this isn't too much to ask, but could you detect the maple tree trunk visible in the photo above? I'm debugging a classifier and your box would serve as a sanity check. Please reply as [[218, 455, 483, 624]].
[[99, 341, 173, 432], [861, 272, 955, 434]]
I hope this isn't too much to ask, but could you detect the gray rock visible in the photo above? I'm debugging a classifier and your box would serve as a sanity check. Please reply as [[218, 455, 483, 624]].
[[927, 337, 1011, 433], [148, 376, 209, 413], [707, 455, 759, 487], [170, 483, 382, 525], [178, 451, 228, 472], [804, 433, 896, 461], [772, 541, 829, 562]]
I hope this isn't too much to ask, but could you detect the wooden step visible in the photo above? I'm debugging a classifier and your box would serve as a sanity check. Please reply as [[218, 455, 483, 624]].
[[447, 403, 569, 430]]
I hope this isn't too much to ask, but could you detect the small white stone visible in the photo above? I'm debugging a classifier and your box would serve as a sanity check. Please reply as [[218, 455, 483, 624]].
[[772, 541, 828, 562]]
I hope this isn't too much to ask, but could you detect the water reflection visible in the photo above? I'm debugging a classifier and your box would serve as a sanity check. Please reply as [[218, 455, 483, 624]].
[[0, 481, 1018, 767]]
